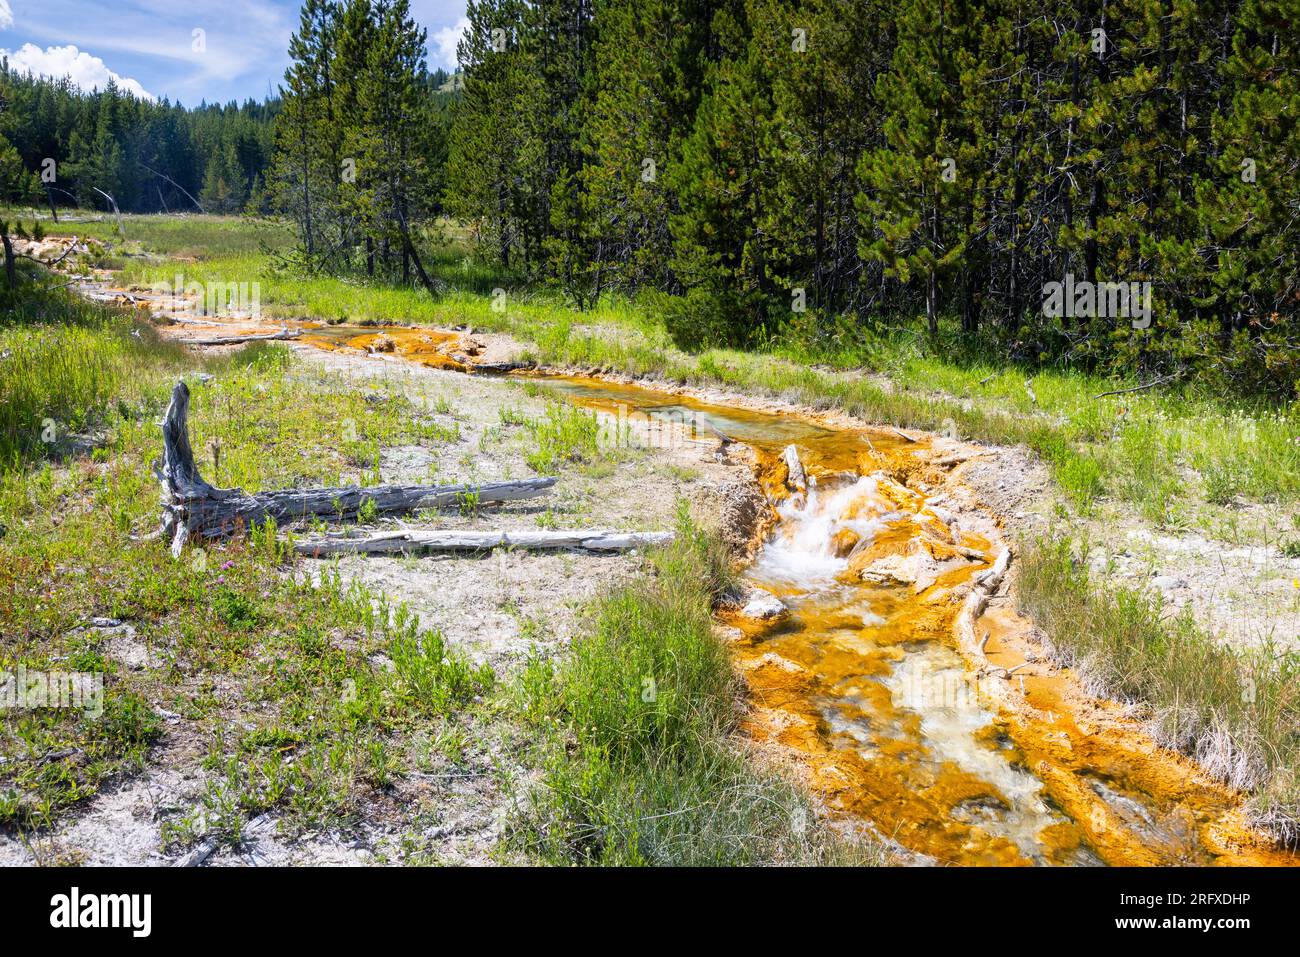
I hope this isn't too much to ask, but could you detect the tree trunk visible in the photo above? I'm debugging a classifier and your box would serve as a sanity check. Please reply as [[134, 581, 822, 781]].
[[1, 227, 16, 292], [301, 121, 313, 258], [91, 187, 125, 239], [926, 268, 938, 335], [395, 206, 438, 297], [154, 381, 555, 555]]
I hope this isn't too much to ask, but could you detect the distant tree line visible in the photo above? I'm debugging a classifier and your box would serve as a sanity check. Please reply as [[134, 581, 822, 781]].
[[0, 63, 281, 215], [445, 0, 1300, 396], [4, 1, 1295, 396]]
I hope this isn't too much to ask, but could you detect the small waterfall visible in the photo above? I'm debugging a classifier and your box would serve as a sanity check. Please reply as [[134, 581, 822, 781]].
[[750, 475, 891, 592]]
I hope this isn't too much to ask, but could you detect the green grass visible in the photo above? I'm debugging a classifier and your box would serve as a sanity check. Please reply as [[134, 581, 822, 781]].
[[508, 508, 880, 865], [0, 287, 195, 467], [522, 401, 602, 475], [2, 206, 294, 261], [0, 287, 847, 856], [105, 231, 1300, 522], [14, 210, 1297, 858], [1017, 539, 1300, 841], [0, 335, 487, 838], [23, 208, 1294, 523]]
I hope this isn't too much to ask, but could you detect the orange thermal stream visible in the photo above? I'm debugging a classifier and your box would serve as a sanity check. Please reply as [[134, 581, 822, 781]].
[[542, 376, 1295, 866], [141, 297, 1293, 867]]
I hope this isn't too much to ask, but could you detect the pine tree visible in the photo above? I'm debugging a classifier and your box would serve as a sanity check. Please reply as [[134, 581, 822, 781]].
[[444, 0, 536, 270], [857, 0, 987, 334], [0, 135, 38, 204], [274, 0, 339, 260], [347, 0, 437, 288], [577, 0, 739, 295], [751, 0, 891, 318], [1190, 0, 1300, 393]]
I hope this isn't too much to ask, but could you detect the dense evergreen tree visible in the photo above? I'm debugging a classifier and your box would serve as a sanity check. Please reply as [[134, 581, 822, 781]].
[[274, 0, 454, 280], [4, 0, 1295, 397], [443, 0, 1298, 394], [444, 1, 533, 270], [0, 60, 276, 215]]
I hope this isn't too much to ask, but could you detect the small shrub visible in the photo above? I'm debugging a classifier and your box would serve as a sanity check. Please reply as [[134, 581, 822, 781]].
[[213, 586, 260, 631], [389, 627, 494, 715], [525, 401, 600, 474]]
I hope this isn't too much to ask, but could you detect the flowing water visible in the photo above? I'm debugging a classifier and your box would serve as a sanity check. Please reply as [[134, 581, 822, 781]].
[[535, 375, 1296, 867], [102, 285, 1293, 867]]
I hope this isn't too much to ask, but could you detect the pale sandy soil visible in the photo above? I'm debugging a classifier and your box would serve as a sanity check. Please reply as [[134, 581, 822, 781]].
[[0, 340, 762, 867]]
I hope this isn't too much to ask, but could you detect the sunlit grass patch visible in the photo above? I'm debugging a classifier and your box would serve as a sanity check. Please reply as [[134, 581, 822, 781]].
[[87, 213, 1300, 522], [508, 509, 880, 865], [1, 207, 295, 261], [0, 341, 482, 836], [0, 290, 192, 467], [522, 401, 602, 475], [1018, 538, 1300, 841]]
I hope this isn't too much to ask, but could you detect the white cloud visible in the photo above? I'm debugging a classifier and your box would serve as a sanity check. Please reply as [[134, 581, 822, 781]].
[[0, 0, 13, 31], [0, 43, 155, 100], [430, 16, 468, 71]]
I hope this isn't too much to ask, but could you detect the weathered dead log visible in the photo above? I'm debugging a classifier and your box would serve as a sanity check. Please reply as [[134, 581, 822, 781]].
[[176, 326, 300, 346], [955, 547, 1014, 705], [1093, 373, 1178, 399], [164, 314, 234, 326], [466, 359, 532, 374], [155, 381, 555, 555], [960, 547, 1010, 646], [295, 528, 674, 557]]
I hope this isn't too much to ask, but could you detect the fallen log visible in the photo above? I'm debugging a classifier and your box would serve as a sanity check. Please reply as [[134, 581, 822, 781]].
[[1093, 372, 1178, 399], [294, 528, 674, 557], [961, 548, 1010, 642], [161, 314, 225, 327], [176, 326, 300, 346], [955, 547, 1015, 706], [155, 380, 555, 555], [467, 359, 532, 374]]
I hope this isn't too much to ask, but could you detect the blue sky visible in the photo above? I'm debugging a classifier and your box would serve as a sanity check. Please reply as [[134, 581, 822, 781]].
[[0, 0, 468, 105]]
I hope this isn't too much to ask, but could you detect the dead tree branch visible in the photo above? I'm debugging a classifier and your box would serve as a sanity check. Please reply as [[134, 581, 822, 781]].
[[154, 381, 556, 555]]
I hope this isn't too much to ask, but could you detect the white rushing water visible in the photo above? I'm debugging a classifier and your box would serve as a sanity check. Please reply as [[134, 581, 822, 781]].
[[749, 476, 895, 592], [746, 465, 1075, 863]]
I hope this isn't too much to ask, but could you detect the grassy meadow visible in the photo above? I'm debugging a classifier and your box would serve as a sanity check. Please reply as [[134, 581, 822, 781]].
[[60, 209, 1298, 533], [1, 214, 872, 861]]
